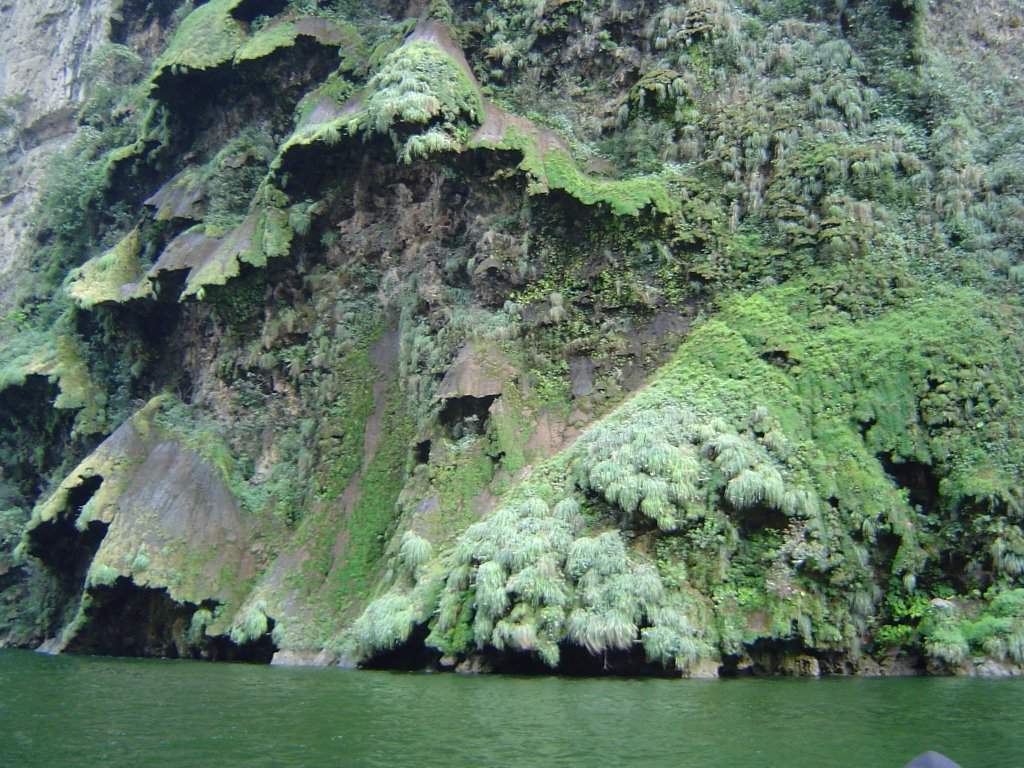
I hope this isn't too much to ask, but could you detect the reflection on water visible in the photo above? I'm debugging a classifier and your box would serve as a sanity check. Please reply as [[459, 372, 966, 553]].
[[1, 649, 1020, 768]]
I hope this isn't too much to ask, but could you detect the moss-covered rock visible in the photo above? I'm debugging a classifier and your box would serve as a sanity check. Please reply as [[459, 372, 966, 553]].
[[3, 0, 1024, 675]]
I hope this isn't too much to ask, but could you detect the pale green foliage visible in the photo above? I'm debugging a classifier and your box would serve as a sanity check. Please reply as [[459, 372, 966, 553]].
[[129, 545, 150, 573], [566, 532, 629, 580], [86, 563, 120, 588], [571, 408, 702, 530], [553, 498, 580, 522], [725, 464, 785, 509], [352, 494, 704, 668], [230, 600, 269, 644], [350, 593, 418, 657], [706, 433, 755, 478], [74, 495, 99, 531], [474, 560, 510, 620], [925, 621, 969, 666], [571, 402, 805, 530], [400, 126, 460, 163], [188, 608, 214, 644], [350, 39, 481, 138], [67, 229, 147, 309], [924, 590, 1024, 665], [566, 608, 636, 655], [641, 600, 713, 671], [566, 533, 663, 655], [399, 531, 433, 573], [507, 555, 570, 608]]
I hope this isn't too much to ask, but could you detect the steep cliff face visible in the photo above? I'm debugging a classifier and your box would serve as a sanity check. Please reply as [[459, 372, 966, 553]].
[[0, 0, 116, 287], [1, 0, 1023, 677]]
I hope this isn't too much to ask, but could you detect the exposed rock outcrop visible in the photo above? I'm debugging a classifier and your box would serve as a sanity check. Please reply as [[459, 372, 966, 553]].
[[0, 0, 115, 284]]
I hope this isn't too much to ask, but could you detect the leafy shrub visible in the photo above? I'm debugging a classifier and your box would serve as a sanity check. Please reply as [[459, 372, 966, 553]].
[[86, 563, 120, 588], [350, 593, 418, 657], [348, 39, 483, 162], [399, 531, 434, 573], [230, 600, 270, 644]]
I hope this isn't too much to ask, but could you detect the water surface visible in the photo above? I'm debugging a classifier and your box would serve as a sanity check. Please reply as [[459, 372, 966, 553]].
[[1, 649, 1020, 767]]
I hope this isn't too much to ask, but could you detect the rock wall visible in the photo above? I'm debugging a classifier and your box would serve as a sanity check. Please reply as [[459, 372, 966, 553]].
[[0, 0, 114, 288], [1, 0, 1023, 675]]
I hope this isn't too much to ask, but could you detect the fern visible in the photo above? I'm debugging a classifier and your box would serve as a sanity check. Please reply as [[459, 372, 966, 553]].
[[399, 531, 434, 572], [350, 593, 417, 658], [230, 601, 270, 645]]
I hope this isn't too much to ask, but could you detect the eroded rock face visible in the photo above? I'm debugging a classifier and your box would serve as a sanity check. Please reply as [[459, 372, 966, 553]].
[[4, 0, 1024, 677], [0, 0, 113, 135], [0, 0, 115, 281], [436, 343, 512, 403], [958, 658, 1024, 678], [270, 648, 340, 667], [24, 400, 269, 658], [64, 579, 276, 662]]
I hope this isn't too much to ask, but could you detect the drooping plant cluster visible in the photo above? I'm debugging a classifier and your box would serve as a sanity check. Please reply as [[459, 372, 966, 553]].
[[348, 40, 484, 163], [351, 493, 714, 671]]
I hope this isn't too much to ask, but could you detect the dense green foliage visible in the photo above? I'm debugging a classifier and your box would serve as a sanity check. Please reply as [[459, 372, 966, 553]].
[[2, 0, 1023, 673]]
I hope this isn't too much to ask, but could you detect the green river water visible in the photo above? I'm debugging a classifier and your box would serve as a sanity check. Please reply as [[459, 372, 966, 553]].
[[1, 649, 1021, 768]]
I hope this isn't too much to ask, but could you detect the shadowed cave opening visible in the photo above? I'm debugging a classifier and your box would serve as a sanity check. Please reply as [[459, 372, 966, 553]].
[[729, 500, 789, 535], [361, 623, 439, 671], [879, 453, 939, 511], [26, 477, 276, 662], [27, 476, 108, 592], [65, 578, 278, 663], [230, 0, 289, 23], [414, 440, 432, 465], [888, 0, 915, 22], [439, 395, 499, 440], [152, 36, 340, 155], [109, 0, 181, 45], [510, 642, 675, 677], [25, 475, 109, 637], [719, 639, 823, 677], [0, 375, 76, 500], [364, 625, 678, 677]]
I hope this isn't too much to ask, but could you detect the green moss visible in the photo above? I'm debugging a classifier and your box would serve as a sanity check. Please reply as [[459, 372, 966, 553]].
[[8, 0, 1024, 668], [475, 124, 678, 216], [316, 348, 376, 505], [27, 397, 167, 536], [154, 0, 248, 73], [230, 600, 270, 644], [325, 389, 414, 610], [294, 69, 358, 128], [153, 3, 353, 86], [181, 205, 294, 298], [86, 562, 120, 588], [428, 443, 497, 530], [234, 21, 299, 63], [51, 334, 107, 437], [351, 262, 1024, 668], [153, 394, 301, 521], [0, 326, 58, 392], [201, 130, 278, 234], [67, 229, 149, 309]]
